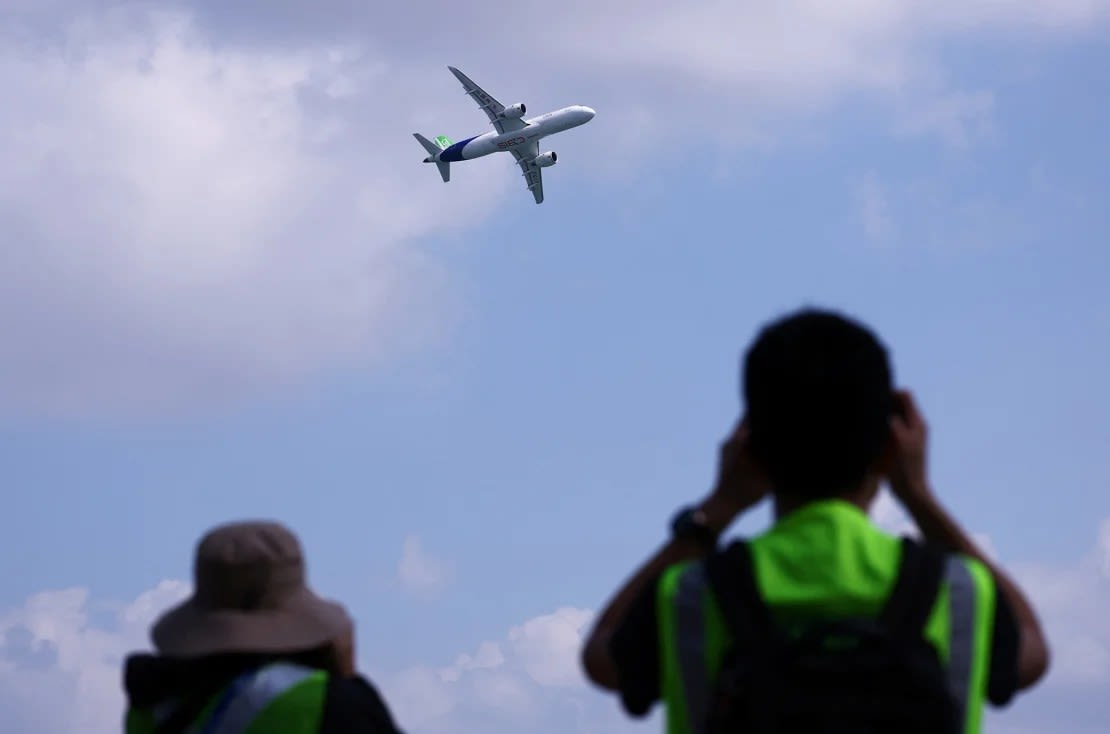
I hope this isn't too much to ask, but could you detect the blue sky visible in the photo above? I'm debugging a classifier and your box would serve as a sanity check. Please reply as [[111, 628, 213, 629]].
[[1, 2, 1109, 732]]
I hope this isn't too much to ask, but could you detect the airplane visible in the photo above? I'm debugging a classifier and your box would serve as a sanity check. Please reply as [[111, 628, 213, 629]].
[[413, 66, 596, 204]]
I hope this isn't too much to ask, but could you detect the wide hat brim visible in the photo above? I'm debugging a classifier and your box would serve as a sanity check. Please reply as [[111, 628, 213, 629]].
[[150, 586, 352, 658]]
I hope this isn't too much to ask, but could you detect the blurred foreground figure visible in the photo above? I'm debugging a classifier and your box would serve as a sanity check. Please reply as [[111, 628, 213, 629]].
[[581, 307, 1049, 734], [123, 521, 404, 733]]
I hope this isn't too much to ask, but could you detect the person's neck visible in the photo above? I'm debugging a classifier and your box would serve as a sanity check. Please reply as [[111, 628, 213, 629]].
[[772, 484, 876, 520]]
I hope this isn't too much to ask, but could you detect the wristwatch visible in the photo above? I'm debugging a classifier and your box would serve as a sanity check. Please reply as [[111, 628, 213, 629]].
[[670, 505, 718, 549]]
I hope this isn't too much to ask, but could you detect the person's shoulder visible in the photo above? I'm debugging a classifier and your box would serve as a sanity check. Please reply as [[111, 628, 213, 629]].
[[653, 547, 746, 607], [938, 549, 996, 595], [320, 673, 405, 733], [610, 556, 708, 654], [657, 557, 701, 597]]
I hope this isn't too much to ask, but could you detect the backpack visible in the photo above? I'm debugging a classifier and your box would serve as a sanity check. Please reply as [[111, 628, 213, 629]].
[[702, 536, 961, 734]]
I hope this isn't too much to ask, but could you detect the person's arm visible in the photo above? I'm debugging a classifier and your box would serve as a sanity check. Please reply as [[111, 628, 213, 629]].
[[901, 492, 1049, 688], [581, 420, 769, 690], [888, 390, 1050, 690], [580, 493, 749, 690]]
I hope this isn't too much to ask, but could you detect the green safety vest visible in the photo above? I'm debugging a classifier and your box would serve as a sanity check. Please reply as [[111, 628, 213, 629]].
[[657, 500, 996, 734], [125, 661, 328, 734]]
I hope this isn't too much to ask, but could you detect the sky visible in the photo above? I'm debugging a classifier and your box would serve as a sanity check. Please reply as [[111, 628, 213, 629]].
[[1, 0, 1109, 732]]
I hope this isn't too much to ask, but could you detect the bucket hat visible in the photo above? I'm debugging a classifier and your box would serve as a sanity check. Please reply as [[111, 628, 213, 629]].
[[151, 520, 351, 658]]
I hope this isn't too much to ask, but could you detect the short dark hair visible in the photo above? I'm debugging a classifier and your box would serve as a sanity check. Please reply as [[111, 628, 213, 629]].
[[742, 307, 895, 499]]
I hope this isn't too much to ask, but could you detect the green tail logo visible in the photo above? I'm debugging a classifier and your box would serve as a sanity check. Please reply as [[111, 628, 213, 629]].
[[434, 135, 453, 149]]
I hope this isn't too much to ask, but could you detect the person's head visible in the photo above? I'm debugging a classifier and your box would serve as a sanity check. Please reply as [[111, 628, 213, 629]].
[[742, 307, 895, 504], [150, 520, 355, 676]]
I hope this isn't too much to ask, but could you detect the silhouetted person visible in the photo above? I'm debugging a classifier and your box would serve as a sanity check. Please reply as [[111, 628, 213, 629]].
[[581, 307, 1049, 734], [123, 520, 404, 733]]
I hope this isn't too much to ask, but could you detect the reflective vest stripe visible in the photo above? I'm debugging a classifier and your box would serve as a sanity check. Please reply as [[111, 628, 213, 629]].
[[193, 663, 319, 734], [673, 563, 710, 734], [944, 556, 978, 731]]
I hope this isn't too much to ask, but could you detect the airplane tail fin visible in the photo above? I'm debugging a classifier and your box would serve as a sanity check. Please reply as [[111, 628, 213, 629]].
[[413, 133, 452, 183]]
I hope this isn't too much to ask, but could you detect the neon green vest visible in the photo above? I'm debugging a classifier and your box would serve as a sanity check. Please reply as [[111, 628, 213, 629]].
[[125, 662, 328, 734], [657, 500, 996, 734]]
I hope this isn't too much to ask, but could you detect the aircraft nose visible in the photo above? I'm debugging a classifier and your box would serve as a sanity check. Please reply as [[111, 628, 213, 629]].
[[582, 106, 596, 119]]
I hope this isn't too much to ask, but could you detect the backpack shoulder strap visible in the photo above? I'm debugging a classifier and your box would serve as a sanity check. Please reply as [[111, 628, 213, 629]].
[[705, 536, 947, 645], [879, 536, 947, 637], [703, 539, 778, 648]]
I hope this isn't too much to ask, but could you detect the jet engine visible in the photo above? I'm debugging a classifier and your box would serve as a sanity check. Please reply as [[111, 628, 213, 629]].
[[533, 151, 557, 167], [501, 103, 527, 118]]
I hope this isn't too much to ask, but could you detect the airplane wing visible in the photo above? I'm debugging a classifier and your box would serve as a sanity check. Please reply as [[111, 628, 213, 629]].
[[447, 66, 527, 135], [511, 141, 544, 204]]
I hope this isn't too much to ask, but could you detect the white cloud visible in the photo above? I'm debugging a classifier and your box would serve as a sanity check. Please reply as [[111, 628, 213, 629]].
[[507, 607, 594, 688], [518, 0, 1107, 153], [371, 605, 643, 734], [0, 7, 506, 420], [3, 2, 1109, 420], [397, 535, 454, 596], [0, 580, 631, 734], [441, 640, 504, 681], [0, 579, 190, 734], [3, 520, 1110, 734]]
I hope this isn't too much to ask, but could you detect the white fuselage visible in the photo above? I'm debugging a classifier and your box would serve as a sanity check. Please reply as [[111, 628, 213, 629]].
[[435, 105, 595, 163]]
